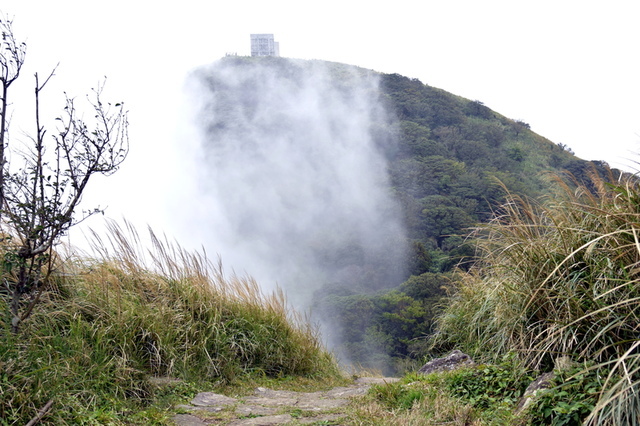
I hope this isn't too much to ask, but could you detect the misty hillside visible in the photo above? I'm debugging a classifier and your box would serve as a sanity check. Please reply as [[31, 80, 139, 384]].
[[379, 72, 613, 272], [189, 56, 615, 373], [197, 56, 608, 275]]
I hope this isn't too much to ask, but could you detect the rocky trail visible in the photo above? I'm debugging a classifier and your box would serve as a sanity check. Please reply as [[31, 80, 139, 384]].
[[171, 377, 400, 426]]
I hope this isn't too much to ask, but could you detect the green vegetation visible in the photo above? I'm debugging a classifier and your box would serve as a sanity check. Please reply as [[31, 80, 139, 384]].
[[0, 16, 129, 335], [527, 365, 601, 426], [350, 366, 520, 425], [196, 58, 616, 375], [0, 222, 340, 424], [309, 62, 614, 373], [3, 47, 635, 423], [0, 25, 340, 424], [379, 73, 609, 272], [314, 272, 452, 374], [430, 168, 640, 424]]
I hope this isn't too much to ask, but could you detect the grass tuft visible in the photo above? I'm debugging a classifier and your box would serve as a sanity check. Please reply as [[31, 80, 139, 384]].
[[0, 220, 339, 424], [434, 166, 640, 424]]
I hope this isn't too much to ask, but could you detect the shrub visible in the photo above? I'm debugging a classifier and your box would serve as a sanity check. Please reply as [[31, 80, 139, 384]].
[[434, 166, 640, 424], [446, 362, 531, 410]]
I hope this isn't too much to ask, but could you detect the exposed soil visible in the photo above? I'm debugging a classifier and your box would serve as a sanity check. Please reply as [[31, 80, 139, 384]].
[[171, 377, 399, 425]]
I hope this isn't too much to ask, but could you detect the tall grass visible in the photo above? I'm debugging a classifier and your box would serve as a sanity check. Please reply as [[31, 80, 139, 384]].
[[0, 220, 338, 424], [434, 167, 640, 424]]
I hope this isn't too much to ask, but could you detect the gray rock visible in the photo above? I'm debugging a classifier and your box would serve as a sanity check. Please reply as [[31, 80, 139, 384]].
[[172, 413, 207, 426], [324, 385, 369, 398], [235, 404, 281, 416], [515, 357, 576, 414], [169, 376, 395, 424], [175, 404, 224, 413], [418, 350, 475, 375], [254, 388, 305, 398], [296, 397, 349, 410], [516, 371, 555, 413], [227, 414, 293, 425], [191, 392, 237, 407], [242, 396, 299, 406]]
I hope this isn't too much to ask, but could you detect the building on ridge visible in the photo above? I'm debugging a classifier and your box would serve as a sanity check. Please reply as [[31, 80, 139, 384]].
[[250, 34, 280, 57]]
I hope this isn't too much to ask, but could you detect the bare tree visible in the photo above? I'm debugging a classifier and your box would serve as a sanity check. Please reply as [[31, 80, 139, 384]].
[[0, 15, 27, 213], [0, 15, 129, 333]]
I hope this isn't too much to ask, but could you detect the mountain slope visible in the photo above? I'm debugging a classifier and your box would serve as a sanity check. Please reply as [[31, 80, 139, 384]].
[[313, 60, 617, 373], [193, 56, 617, 373], [378, 71, 609, 272]]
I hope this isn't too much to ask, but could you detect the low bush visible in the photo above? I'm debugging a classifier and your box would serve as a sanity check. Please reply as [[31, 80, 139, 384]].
[[446, 362, 531, 410]]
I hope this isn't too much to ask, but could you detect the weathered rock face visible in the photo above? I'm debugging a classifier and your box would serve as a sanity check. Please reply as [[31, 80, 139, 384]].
[[418, 350, 475, 375]]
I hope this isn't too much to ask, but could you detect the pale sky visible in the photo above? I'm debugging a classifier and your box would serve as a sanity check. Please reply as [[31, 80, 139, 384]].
[[3, 0, 640, 251]]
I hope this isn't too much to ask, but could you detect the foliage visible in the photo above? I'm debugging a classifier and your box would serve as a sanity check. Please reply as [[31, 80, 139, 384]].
[[365, 368, 522, 425], [434, 168, 640, 424], [378, 71, 613, 274], [525, 365, 601, 426], [446, 362, 531, 410], [0, 221, 340, 424], [194, 55, 626, 388], [315, 273, 452, 374], [370, 381, 426, 410], [213, 57, 610, 280]]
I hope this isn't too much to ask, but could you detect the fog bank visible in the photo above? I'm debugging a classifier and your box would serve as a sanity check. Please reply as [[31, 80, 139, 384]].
[[180, 57, 407, 354]]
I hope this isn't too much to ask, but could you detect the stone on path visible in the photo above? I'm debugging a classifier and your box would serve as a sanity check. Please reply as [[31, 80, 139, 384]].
[[227, 414, 293, 425], [171, 376, 399, 426], [235, 404, 281, 416], [172, 414, 207, 426], [190, 392, 238, 407]]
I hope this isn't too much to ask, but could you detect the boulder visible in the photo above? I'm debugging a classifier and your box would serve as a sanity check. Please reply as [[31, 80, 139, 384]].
[[418, 350, 475, 375]]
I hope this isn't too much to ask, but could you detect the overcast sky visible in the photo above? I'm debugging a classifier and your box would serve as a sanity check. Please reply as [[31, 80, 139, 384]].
[[3, 0, 640, 249]]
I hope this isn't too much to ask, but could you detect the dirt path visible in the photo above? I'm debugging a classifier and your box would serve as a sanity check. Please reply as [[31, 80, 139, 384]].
[[171, 377, 399, 425]]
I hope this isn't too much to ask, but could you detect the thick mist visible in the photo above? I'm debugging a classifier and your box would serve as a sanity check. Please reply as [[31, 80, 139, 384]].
[[182, 57, 407, 358]]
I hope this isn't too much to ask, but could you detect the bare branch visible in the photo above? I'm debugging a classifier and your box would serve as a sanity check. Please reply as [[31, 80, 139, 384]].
[[0, 18, 129, 332], [0, 14, 27, 216]]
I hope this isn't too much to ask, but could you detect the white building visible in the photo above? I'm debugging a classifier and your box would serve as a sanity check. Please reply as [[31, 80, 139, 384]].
[[250, 34, 280, 57]]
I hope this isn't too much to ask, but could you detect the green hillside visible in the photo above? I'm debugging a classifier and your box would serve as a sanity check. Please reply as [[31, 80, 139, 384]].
[[282, 58, 617, 374], [380, 71, 609, 271], [193, 56, 618, 375], [2, 52, 630, 423]]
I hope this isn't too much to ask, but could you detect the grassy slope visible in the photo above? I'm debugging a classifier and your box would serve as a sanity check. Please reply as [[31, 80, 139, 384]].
[[345, 168, 640, 426], [0, 221, 342, 424]]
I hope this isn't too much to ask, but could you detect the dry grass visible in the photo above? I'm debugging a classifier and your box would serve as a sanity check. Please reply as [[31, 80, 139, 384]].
[[435, 166, 640, 424], [0, 220, 339, 424]]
